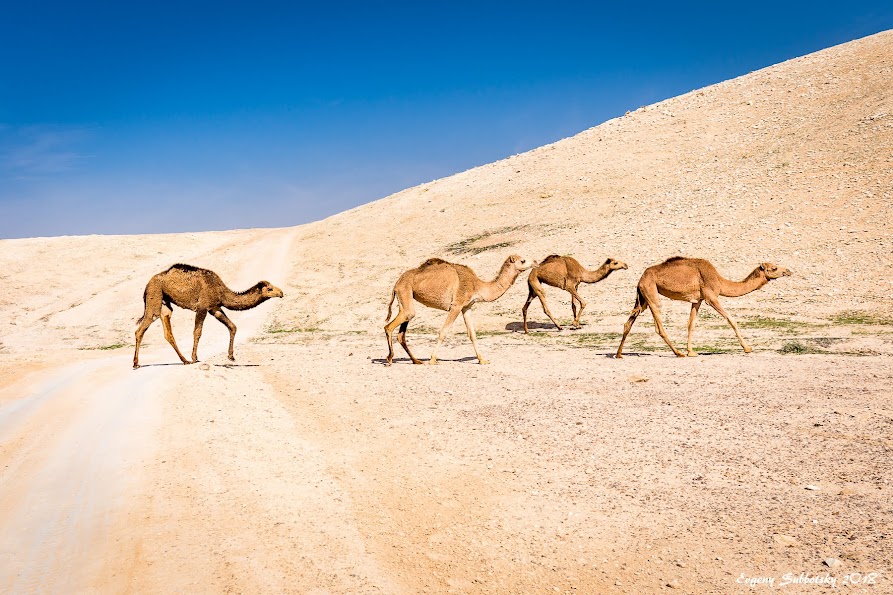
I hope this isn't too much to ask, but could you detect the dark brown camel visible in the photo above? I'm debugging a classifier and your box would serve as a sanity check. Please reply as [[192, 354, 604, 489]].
[[615, 257, 792, 358], [133, 264, 283, 368], [522, 255, 627, 332]]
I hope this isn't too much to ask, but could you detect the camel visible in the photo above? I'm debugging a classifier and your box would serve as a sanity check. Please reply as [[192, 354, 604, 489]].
[[133, 263, 284, 369], [522, 255, 628, 333], [384, 255, 532, 366], [615, 257, 792, 358]]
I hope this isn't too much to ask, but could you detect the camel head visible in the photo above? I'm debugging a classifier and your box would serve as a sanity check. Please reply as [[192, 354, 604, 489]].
[[259, 281, 285, 299], [505, 254, 533, 272], [759, 263, 793, 279], [604, 258, 629, 271]]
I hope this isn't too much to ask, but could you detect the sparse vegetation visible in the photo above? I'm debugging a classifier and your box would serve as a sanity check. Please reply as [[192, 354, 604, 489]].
[[266, 325, 322, 334], [80, 343, 127, 351], [740, 315, 816, 332], [446, 225, 526, 255], [573, 332, 622, 347], [779, 340, 824, 355], [829, 310, 893, 325]]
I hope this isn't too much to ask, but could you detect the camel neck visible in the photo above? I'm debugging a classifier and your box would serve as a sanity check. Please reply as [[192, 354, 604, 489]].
[[719, 268, 769, 298], [222, 285, 267, 310], [581, 264, 612, 284], [479, 262, 519, 302]]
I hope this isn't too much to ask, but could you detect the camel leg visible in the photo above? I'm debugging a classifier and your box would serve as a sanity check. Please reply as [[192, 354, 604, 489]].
[[521, 288, 536, 334], [133, 280, 163, 369], [529, 275, 562, 331], [191, 310, 208, 363], [568, 285, 587, 329], [616, 292, 646, 359], [385, 295, 421, 365], [430, 306, 463, 365], [160, 306, 191, 364], [133, 315, 156, 369], [647, 300, 685, 358], [211, 309, 238, 361], [704, 295, 752, 353], [462, 309, 488, 365], [397, 320, 423, 365], [686, 301, 702, 357]]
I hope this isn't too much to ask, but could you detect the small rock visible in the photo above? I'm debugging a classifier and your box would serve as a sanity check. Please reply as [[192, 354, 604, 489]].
[[823, 558, 841, 569], [805, 485, 821, 491], [773, 534, 798, 547], [199, 363, 210, 370], [628, 374, 649, 383], [839, 487, 856, 495], [667, 580, 681, 589], [675, 561, 687, 568]]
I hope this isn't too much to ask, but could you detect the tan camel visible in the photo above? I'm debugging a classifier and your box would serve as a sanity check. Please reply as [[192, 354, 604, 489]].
[[384, 255, 531, 365], [133, 264, 284, 369], [522, 255, 628, 333], [615, 257, 792, 358]]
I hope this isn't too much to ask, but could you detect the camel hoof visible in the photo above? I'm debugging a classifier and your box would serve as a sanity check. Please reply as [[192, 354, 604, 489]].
[[687, 351, 699, 357], [615, 354, 623, 359], [428, 358, 438, 365], [228, 356, 236, 362], [385, 361, 392, 367], [675, 353, 687, 358], [133, 364, 140, 370], [478, 359, 490, 365], [743, 347, 753, 354], [411, 360, 424, 365]]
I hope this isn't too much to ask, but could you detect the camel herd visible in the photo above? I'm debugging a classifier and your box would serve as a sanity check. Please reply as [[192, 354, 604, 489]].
[[133, 256, 791, 369]]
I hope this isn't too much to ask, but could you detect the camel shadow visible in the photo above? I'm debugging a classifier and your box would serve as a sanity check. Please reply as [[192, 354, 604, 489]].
[[603, 352, 652, 358], [134, 361, 262, 369], [504, 321, 560, 333], [372, 356, 479, 366]]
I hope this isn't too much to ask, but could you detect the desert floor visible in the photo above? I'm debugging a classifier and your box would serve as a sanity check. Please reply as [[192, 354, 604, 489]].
[[1, 316, 891, 593]]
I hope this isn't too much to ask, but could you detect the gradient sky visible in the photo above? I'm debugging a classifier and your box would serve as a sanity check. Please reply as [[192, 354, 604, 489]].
[[2, 1, 892, 239]]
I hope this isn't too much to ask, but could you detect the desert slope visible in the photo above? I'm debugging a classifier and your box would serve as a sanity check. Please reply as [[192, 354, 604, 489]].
[[3, 31, 891, 354]]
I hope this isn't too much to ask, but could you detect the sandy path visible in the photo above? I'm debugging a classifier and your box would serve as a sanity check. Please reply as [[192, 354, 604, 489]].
[[0, 355, 168, 592], [0, 228, 299, 593]]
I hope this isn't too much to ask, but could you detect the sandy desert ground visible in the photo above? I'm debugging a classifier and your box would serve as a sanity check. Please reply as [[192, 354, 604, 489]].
[[1, 31, 892, 594]]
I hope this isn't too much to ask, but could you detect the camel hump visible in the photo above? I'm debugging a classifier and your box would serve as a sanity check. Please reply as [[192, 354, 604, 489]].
[[165, 263, 206, 274], [540, 254, 563, 265], [419, 257, 450, 268], [661, 256, 688, 265]]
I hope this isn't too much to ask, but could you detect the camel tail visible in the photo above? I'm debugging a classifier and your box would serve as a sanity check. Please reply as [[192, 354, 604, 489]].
[[385, 290, 397, 322], [632, 286, 646, 314], [135, 286, 148, 325]]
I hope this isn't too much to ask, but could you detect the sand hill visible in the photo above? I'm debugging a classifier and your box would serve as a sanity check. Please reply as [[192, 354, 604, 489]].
[[0, 30, 891, 594]]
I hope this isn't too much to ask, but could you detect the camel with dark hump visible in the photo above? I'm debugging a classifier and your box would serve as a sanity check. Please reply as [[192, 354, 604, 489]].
[[133, 264, 284, 369], [384, 255, 532, 366], [522, 255, 628, 333], [615, 257, 792, 358]]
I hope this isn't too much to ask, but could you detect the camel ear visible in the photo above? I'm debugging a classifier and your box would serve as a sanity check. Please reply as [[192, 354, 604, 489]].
[[509, 256, 518, 263], [759, 263, 768, 271]]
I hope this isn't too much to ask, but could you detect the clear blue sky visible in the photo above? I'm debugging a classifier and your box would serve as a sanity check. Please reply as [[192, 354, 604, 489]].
[[2, 1, 891, 239]]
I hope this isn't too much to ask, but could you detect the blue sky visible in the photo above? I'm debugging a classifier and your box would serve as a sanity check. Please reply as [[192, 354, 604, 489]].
[[2, 1, 891, 239]]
